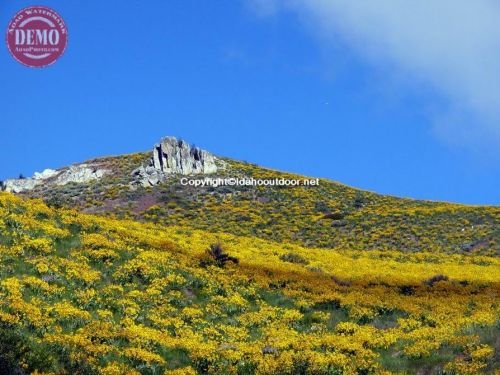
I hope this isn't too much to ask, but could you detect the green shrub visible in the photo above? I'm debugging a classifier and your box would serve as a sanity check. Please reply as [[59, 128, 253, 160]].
[[201, 243, 239, 268], [279, 252, 309, 265]]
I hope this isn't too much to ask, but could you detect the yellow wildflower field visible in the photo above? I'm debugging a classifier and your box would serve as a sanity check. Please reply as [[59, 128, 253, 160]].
[[0, 192, 498, 374]]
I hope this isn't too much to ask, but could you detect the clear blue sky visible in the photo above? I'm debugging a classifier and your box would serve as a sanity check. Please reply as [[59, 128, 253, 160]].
[[1, 0, 499, 204]]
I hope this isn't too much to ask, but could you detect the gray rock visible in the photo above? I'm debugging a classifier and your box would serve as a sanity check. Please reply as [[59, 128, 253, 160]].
[[33, 168, 58, 180], [3, 178, 40, 193], [54, 164, 106, 186], [153, 136, 217, 175], [131, 136, 218, 187], [3, 164, 108, 193], [131, 165, 166, 187]]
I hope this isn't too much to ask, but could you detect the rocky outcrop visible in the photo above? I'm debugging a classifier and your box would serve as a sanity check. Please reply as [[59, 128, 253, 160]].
[[54, 165, 107, 186], [3, 178, 40, 193], [131, 165, 166, 187], [153, 137, 217, 175], [2, 164, 108, 193], [132, 136, 218, 187], [2, 136, 218, 192]]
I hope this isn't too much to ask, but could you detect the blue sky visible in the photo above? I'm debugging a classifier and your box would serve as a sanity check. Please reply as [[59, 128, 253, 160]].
[[0, 0, 499, 204]]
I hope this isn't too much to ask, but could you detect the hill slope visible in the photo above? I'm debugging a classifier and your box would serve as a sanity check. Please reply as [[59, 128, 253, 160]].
[[0, 193, 499, 374], [6, 144, 499, 255]]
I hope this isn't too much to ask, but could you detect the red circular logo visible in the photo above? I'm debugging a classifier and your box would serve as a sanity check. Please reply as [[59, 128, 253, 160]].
[[6, 6, 68, 68]]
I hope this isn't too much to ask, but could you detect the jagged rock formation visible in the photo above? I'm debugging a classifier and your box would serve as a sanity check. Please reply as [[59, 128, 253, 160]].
[[153, 137, 217, 175], [132, 136, 218, 187], [2, 165, 108, 193]]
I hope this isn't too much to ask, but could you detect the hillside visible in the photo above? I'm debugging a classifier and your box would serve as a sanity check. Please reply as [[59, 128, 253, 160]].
[[3, 137, 499, 256], [0, 192, 499, 374]]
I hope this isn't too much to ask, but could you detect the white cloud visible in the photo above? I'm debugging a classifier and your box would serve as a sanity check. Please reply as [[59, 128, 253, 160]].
[[249, 0, 500, 147]]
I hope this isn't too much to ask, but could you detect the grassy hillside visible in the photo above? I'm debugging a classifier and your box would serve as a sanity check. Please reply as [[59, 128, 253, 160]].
[[0, 192, 499, 374], [17, 154, 500, 255]]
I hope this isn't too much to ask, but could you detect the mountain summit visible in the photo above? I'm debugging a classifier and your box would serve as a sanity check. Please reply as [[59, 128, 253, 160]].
[[152, 136, 218, 175], [1, 136, 219, 192], [131, 136, 219, 187]]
